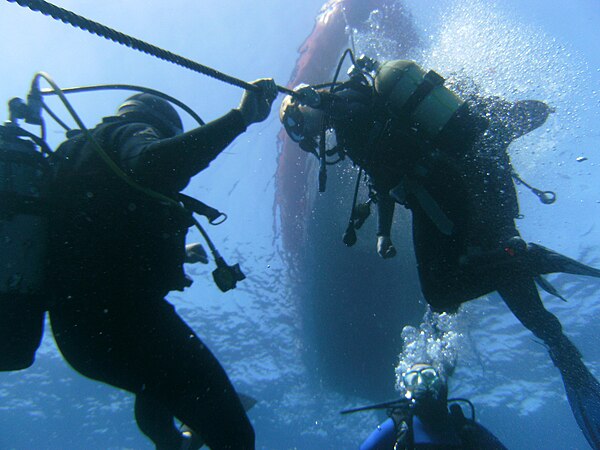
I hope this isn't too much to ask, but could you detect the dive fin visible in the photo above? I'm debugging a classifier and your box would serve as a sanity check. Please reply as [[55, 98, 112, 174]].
[[528, 243, 600, 278], [550, 341, 600, 450], [238, 393, 258, 411], [505, 100, 553, 140], [534, 276, 567, 302], [562, 368, 600, 450]]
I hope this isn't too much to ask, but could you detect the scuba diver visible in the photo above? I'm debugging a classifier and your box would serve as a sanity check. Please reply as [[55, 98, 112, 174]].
[[279, 55, 600, 449], [40, 80, 277, 450], [346, 362, 507, 449]]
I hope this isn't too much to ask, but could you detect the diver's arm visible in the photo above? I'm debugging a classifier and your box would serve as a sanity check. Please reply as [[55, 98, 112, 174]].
[[377, 191, 395, 236], [359, 418, 400, 450], [118, 109, 247, 187], [376, 189, 397, 259], [319, 88, 372, 123], [117, 78, 277, 191], [146, 108, 247, 175]]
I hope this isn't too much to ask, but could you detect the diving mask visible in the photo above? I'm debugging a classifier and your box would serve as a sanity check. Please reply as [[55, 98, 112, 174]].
[[402, 364, 444, 400]]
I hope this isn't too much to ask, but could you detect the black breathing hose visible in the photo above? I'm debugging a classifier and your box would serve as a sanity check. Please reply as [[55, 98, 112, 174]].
[[40, 83, 206, 127]]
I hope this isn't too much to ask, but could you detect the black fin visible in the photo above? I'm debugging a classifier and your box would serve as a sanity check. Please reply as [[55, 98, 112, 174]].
[[528, 243, 600, 278], [238, 393, 258, 412], [562, 369, 600, 450], [505, 100, 553, 139], [534, 276, 568, 302], [550, 341, 600, 449]]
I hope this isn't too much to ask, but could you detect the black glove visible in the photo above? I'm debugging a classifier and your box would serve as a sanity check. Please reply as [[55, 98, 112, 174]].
[[237, 78, 278, 126]]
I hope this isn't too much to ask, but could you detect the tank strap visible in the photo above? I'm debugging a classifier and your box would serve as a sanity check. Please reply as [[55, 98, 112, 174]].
[[390, 174, 454, 236], [397, 70, 446, 119]]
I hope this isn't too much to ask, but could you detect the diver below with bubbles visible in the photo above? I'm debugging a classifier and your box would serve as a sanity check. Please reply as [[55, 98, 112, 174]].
[[348, 362, 507, 450], [345, 316, 507, 449], [279, 55, 600, 448]]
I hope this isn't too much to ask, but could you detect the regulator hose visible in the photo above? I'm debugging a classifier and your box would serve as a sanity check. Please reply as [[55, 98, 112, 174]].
[[33, 71, 238, 291]]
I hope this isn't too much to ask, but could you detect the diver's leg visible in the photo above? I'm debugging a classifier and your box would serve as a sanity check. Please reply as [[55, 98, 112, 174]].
[[133, 299, 255, 450], [497, 276, 600, 449], [50, 294, 253, 449], [497, 274, 595, 404], [50, 294, 190, 449], [134, 393, 182, 450], [496, 276, 579, 362], [49, 293, 143, 393]]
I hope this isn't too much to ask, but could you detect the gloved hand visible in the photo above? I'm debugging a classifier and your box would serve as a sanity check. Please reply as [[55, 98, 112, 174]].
[[294, 84, 321, 108], [185, 243, 209, 264], [237, 78, 278, 126], [377, 235, 397, 259]]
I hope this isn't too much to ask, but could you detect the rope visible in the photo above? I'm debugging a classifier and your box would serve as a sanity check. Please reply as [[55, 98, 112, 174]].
[[6, 0, 296, 97]]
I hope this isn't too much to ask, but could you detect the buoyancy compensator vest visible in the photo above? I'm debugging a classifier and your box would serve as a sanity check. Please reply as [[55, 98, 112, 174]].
[[0, 123, 50, 371], [374, 60, 465, 144]]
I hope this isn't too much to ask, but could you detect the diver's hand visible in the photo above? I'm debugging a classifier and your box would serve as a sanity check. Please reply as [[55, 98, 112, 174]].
[[185, 243, 209, 264], [237, 78, 278, 126], [377, 235, 397, 259], [294, 84, 321, 108]]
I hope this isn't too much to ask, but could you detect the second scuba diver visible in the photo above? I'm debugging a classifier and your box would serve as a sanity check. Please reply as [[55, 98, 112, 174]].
[[352, 362, 507, 450], [279, 56, 600, 448]]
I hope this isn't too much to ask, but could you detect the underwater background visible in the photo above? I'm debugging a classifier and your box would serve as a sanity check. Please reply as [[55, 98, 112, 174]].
[[1, 0, 599, 448]]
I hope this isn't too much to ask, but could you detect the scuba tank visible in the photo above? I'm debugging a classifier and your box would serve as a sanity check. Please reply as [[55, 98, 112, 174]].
[[374, 60, 465, 143], [0, 123, 49, 371]]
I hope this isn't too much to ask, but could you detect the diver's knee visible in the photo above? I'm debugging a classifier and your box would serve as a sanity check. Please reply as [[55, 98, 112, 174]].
[[421, 284, 463, 313]]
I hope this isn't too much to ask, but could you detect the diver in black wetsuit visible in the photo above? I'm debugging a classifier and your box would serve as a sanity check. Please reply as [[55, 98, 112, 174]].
[[354, 363, 506, 450], [279, 57, 600, 448], [48, 81, 277, 450]]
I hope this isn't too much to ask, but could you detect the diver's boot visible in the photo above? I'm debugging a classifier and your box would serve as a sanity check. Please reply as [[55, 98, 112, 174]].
[[527, 242, 600, 278], [179, 425, 203, 450], [549, 337, 600, 449]]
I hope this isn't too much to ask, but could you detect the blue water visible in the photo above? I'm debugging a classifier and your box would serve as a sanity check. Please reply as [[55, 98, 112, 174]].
[[1, 0, 599, 448]]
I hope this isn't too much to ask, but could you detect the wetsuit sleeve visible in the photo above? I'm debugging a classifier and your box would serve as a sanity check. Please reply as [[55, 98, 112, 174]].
[[115, 109, 247, 191], [320, 90, 372, 124], [376, 188, 395, 237], [359, 418, 399, 450]]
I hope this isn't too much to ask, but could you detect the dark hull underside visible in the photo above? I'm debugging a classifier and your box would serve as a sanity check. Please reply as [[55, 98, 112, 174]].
[[275, 0, 425, 399]]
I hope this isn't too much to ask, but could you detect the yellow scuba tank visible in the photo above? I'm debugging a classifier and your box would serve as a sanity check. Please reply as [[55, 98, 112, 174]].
[[374, 60, 464, 143], [0, 124, 49, 371]]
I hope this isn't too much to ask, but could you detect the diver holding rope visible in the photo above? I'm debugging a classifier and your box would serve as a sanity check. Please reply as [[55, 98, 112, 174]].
[[0, 2, 284, 448], [51, 82, 276, 450], [279, 52, 600, 449], [0, 69, 276, 449]]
